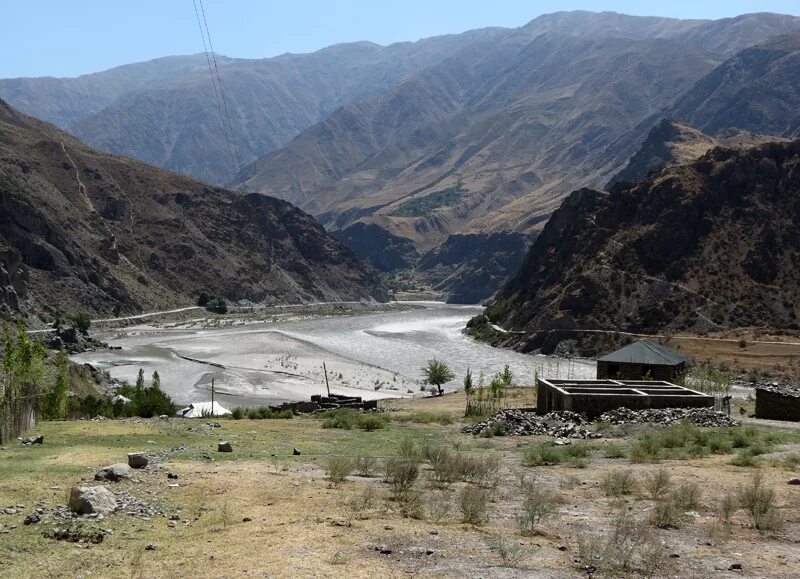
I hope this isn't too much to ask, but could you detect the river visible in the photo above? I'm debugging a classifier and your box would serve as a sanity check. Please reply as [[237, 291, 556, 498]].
[[72, 302, 595, 409]]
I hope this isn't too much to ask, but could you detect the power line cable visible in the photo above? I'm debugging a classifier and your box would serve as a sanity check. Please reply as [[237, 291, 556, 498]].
[[192, 0, 237, 172], [197, 0, 241, 174]]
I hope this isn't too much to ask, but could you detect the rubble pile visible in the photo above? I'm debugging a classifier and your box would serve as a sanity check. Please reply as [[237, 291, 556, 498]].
[[463, 410, 601, 438], [598, 407, 739, 427]]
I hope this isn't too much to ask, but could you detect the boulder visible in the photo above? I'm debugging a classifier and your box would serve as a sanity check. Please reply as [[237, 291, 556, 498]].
[[95, 463, 132, 482], [789, 477, 800, 486], [127, 452, 148, 469], [218, 441, 233, 453], [20, 435, 44, 445], [68, 486, 117, 515]]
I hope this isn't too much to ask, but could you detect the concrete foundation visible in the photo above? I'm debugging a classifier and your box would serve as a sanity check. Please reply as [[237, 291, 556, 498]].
[[536, 378, 713, 419]]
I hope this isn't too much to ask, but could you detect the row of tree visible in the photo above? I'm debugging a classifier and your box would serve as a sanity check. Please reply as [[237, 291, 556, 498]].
[[420, 358, 515, 417]]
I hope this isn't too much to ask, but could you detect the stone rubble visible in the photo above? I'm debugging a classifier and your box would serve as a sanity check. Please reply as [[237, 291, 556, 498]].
[[598, 407, 739, 427], [462, 410, 602, 438], [464, 406, 738, 437]]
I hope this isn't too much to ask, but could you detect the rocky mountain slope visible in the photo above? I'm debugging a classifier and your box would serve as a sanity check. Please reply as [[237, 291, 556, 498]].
[[478, 141, 800, 353], [607, 118, 786, 187], [234, 12, 800, 246], [0, 99, 385, 320], [0, 32, 506, 185]]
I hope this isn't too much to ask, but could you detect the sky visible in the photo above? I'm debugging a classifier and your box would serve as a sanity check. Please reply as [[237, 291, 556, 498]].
[[3, 0, 799, 78]]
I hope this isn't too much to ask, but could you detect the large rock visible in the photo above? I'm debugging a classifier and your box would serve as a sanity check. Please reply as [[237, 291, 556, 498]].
[[68, 486, 117, 515], [218, 441, 233, 453], [95, 463, 132, 482], [127, 452, 148, 469]]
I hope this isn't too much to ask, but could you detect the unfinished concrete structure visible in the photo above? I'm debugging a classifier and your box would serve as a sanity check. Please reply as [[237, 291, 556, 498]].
[[536, 378, 713, 419], [597, 339, 687, 380], [755, 384, 800, 422]]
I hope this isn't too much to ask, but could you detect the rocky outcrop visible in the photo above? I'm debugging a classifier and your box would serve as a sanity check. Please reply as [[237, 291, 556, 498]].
[[331, 223, 418, 272], [480, 141, 800, 353], [68, 486, 117, 515], [0, 99, 386, 319], [418, 232, 535, 304], [608, 118, 787, 188]]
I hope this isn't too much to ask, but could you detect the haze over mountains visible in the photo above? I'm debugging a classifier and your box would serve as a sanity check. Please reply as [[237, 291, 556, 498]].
[[2, 10, 800, 307]]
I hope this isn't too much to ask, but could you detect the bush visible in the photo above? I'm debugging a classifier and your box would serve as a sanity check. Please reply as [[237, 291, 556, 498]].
[[355, 456, 379, 477], [715, 493, 738, 530], [356, 414, 385, 431], [602, 444, 627, 459], [230, 407, 244, 420], [319, 409, 358, 429], [601, 470, 637, 497], [737, 471, 782, 530], [325, 456, 354, 486], [486, 535, 525, 567], [523, 444, 563, 466], [643, 468, 672, 501], [671, 482, 702, 511], [730, 450, 759, 467], [649, 499, 684, 529], [517, 478, 558, 534], [236, 406, 293, 420], [459, 486, 489, 525], [385, 458, 419, 497]]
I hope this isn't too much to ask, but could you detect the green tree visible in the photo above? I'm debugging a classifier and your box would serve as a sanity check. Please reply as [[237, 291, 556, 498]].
[[152, 371, 161, 390], [500, 364, 513, 387], [421, 358, 455, 396], [135, 368, 145, 391], [42, 349, 69, 420], [1, 323, 47, 438], [463, 367, 474, 397]]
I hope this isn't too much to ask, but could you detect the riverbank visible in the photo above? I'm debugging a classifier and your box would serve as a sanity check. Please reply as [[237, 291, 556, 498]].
[[72, 303, 596, 409]]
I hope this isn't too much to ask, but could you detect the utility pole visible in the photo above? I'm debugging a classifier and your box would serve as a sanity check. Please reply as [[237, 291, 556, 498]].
[[323, 362, 331, 397], [211, 377, 215, 416]]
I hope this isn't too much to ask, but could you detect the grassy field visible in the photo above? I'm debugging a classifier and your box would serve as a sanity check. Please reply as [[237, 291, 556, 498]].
[[1, 396, 800, 578]]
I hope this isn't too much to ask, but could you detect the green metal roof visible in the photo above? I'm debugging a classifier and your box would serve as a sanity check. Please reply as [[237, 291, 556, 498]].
[[597, 339, 687, 366]]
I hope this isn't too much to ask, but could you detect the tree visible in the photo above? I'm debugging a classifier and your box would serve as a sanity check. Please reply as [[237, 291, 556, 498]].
[[463, 367, 474, 397], [421, 358, 455, 396], [70, 313, 92, 333], [1, 323, 47, 441], [135, 368, 145, 391], [500, 364, 513, 387], [152, 371, 161, 390], [42, 349, 69, 420]]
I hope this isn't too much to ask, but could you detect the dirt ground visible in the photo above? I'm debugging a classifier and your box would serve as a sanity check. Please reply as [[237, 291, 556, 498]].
[[1, 396, 800, 578]]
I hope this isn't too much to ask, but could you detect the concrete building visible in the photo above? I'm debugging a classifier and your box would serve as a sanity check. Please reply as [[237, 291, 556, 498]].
[[597, 339, 687, 380], [755, 384, 800, 421], [536, 378, 712, 419]]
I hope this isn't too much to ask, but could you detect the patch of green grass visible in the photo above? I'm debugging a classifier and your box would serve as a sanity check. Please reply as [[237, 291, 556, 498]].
[[389, 185, 465, 217]]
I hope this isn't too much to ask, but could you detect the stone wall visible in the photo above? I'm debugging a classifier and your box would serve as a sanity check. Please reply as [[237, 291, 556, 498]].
[[755, 387, 800, 422]]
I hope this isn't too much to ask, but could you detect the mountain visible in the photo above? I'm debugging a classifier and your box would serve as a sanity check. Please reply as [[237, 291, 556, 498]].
[[417, 232, 535, 304], [474, 141, 800, 354], [0, 99, 385, 320], [234, 12, 800, 247], [331, 223, 418, 272], [670, 32, 800, 138], [607, 118, 786, 187], [1, 32, 507, 185]]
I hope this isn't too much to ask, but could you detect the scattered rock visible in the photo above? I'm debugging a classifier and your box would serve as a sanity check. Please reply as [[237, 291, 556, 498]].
[[729, 562, 743, 571], [145, 544, 157, 551], [68, 486, 117, 515], [598, 407, 738, 427], [169, 514, 180, 521], [167, 472, 179, 480], [23, 513, 41, 525], [218, 441, 233, 453], [95, 463, 132, 482], [788, 478, 800, 486], [293, 448, 301, 455], [44, 526, 105, 544], [463, 410, 600, 438], [20, 434, 44, 445], [127, 452, 148, 469], [242, 517, 252, 522]]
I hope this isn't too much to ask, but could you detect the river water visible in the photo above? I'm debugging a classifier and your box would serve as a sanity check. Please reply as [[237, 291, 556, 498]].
[[72, 302, 595, 409]]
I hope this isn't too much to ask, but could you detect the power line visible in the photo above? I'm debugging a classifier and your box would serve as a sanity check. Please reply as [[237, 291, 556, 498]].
[[191, 0, 238, 173], [197, 0, 241, 174]]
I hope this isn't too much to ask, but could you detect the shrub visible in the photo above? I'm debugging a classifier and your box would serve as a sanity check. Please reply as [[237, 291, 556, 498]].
[[426, 491, 451, 524], [398, 436, 421, 461], [355, 456, 379, 478], [523, 444, 563, 466], [460, 454, 500, 486], [319, 409, 358, 430], [737, 471, 782, 531], [602, 444, 627, 459], [385, 458, 419, 497], [649, 499, 684, 529], [325, 456, 354, 486], [356, 414, 386, 431], [714, 493, 738, 531], [730, 450, 759, 467], [459, 486, 489, 525], [643, 468, 672, 501], [517, 478, 558, 534], [601, 470, 637, 497], [486, 535, 525, 567], [671, 482, 702, 511], [230, 407, 244, 420]]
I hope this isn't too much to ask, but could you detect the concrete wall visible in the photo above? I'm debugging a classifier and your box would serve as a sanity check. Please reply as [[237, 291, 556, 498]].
[[755, 389, 800, 422]]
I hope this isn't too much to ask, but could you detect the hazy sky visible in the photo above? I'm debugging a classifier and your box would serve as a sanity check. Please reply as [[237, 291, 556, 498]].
[[3, 0, 799, 78]]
